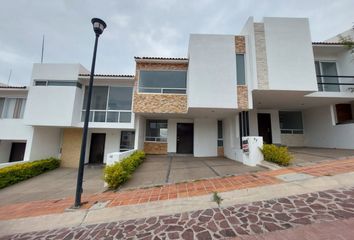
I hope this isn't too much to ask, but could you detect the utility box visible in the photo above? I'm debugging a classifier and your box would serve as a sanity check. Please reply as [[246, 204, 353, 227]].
[[241, 136, 263, 166]]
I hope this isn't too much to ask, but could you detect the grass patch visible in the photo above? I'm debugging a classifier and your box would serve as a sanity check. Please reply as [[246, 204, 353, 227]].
[[0, 158, 60, 189]]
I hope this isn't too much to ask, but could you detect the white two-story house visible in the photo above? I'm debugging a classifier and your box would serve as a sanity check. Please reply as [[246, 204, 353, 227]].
[[0, 17, 353, 167]]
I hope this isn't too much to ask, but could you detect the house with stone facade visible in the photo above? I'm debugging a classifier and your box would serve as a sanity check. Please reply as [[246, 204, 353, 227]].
[[0, 17, 354, 167]]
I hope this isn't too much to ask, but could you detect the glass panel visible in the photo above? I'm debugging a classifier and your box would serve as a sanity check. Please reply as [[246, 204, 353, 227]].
[[139, 71, 187, 89], [120, 131, 135, 151], [81, 111, 94, 122], [108, 87, 133, 110], [139, 87, 161, 93], [279, 111, 303, 130], [47, 81, 77, 86], [162, 89, 186, 94], [217, 120, 223, 138], [315, 61, 323, 91], [236, 54, 246, 85], [0, 98, 4, 117], [19, 99, 26, 118], [94, 111, 106, 122], [83, 86, 108, 110], [34, 81, 47, 86], [145, 119, 168, 142], [119, 112, 131, 123], [2, 98, 16, 118], [217, 140, 223, 147], [107, 112, 119, 122], [321, 62, 339, 92]]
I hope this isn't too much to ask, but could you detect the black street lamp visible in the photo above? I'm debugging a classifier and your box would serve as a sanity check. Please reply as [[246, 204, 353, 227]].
[[74, 18, 107, 208]]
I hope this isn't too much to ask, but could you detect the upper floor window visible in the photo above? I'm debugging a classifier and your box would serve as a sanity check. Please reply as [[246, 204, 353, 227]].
[[217, 120, 223, 147], [82, 86, 133, 123], [145, 119, 168, 142], [315, 61, 339, 92], [335, 103, 354, 124], [139, 71, 187, 94], [0, 98, 26, 119], [34, 80, 82, 88], [236, 54, 246, 85], [279, 111, 303, 134]]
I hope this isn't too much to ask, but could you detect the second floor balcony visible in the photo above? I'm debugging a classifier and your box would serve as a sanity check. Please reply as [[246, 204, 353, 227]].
[[316, 75, 354, 93]]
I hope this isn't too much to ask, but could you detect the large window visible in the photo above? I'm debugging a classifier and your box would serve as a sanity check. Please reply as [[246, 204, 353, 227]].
[[145, 119, 168, 142], [34, 80, 82, 88], [335, 103, 354, 124], [315, 61, 339, 92], [217, 120, 223, 147], [236, 54, 246, 85], [82, 86, 133, 123], [1, 98, 26, 119], [120, 131, 135, 152], [279, 111, 303, 134], [139, 71, 187, 94]]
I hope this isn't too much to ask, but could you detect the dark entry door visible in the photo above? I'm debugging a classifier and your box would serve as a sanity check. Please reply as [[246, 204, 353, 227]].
[[9, 142, 26, 162], [177, 123, 193, 154], [257, 113, 273, 144], [89, 133, 106, 164]]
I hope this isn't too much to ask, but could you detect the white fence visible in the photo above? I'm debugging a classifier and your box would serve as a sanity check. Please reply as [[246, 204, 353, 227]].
[[106, 149, 137, 166]]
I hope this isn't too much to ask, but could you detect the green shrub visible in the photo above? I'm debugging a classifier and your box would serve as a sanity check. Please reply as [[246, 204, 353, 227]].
[[261, 144, 293, 166], [0, 158, 60, 189], [104, 151, 146, 189]]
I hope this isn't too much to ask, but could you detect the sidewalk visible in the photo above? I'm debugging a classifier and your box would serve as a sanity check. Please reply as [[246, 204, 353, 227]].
[[1, 175, 354, 239], [1, 157, 354, 222]]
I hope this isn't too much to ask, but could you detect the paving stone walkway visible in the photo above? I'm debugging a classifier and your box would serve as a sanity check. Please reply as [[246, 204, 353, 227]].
[[1, 157, 354, 221], [2, 186, 354, 240]]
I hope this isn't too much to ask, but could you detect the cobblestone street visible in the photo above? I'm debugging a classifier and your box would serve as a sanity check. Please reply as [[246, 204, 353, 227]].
[[2, 186, 354, 240]]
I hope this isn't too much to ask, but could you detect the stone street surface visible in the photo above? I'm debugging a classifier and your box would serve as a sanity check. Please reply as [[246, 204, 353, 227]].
[[2, 186, 354, 240]]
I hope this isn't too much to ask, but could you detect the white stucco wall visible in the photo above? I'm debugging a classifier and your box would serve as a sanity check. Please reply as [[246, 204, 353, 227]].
[[223, 115, 240, 161], [134, 115, 145, 150], [0, 119, 33, 140], [167, 119, 194, 153], [263, 17, 318, 91], [303, 105, 354, 149], [187, 34, 237, 109], [194, 118, 217, 157], [29, 127, 61, 160], [0, 141, 12, 163]]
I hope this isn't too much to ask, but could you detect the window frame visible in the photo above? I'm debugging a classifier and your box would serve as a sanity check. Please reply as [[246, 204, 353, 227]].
[[145, 119, 168, 142], [314, 60, 340, 92], [217, 120, 223, 147], [1, 97, 26, 119], [236, 54, 246, 85], [279, 111, 304, 134], [334, 103, 354, 125], [138, 70, 187, 95]]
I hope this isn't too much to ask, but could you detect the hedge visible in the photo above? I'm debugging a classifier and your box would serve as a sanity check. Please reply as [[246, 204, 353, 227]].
[[0, 158, 60, 189], [104, 151, 146, 189], [261, 144, 293, 166]]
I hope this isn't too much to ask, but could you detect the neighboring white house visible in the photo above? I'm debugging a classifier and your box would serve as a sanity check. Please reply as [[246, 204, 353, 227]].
[[0, 17, 353, 167]]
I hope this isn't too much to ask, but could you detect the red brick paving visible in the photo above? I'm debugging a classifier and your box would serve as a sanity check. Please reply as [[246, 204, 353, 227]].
[[1, 158, 354, 221]]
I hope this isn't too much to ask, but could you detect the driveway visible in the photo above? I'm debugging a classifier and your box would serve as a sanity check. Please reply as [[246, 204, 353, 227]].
[[0, 165, 105, 206], [289, 147, 354, 166], [120, 156, 267, 190]]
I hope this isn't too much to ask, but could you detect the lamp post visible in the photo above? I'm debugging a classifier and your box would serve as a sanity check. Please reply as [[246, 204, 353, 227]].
[[74, 18, 107, 208]]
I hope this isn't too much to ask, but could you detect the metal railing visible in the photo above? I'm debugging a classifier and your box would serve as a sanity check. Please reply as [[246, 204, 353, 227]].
[[81, 110, 132, 123], [145, 136, 167, 142], [280, 129, 304, 134], [317, 75, 354, 92], [139, 87, 186, 94]]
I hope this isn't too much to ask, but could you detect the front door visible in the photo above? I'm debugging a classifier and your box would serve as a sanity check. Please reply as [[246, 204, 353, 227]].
[[89, 133, 106, 164], [9, 142, 26, 162], [177, 123, 193, 154], [257, 113, 272, 144]]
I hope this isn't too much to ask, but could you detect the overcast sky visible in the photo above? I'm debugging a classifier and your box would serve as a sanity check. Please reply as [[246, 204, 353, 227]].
[[0, 0, 353, 86]]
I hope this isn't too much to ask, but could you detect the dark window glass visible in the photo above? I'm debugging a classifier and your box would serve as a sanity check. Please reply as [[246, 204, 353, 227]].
[[279, 111, 303, 133], [119, 112, 131, 123], [217, 120, 223, 146], [145, 119, 168, 142], [108, 87, 133, 110], [107, 112, 118, 122], [0, 98, 4, 117], [120, 131, 135, 152], [35, 81, 47, 86], [139, 71, 187, 93], [236, 54, 246, 85], [335, 104, 354, 124], [83, 86, 108, 110]]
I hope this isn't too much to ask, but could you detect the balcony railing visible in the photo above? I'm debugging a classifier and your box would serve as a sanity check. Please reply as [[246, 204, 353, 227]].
[[317, 75, 354, 92], [139, 87, 186, 94], [81, 110, 132, 123], [280, 129, 304, 134]]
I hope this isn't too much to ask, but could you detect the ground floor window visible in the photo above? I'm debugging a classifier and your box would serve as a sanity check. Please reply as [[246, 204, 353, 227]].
[[217, 120, 223, 147], [279, 111, 304, 134], [335, 103, 354, 124], [145, 119, 168, 142], [120, 131, 135, 152]]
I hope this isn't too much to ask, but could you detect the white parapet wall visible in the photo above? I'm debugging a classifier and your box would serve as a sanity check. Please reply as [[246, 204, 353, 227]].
[[106, 149, 137, 166], [237, 136, 264, 166]]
